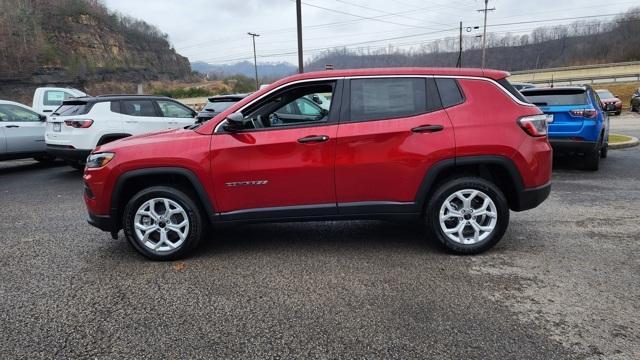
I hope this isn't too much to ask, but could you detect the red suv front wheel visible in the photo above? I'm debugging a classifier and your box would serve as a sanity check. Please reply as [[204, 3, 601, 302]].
[[122, 186, 204, 260]]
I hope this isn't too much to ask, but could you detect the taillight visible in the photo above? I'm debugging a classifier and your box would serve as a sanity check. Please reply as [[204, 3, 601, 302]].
[[518, 115, 548, 137], [570, 109, 597, 118], [64, 119, 94, 128]]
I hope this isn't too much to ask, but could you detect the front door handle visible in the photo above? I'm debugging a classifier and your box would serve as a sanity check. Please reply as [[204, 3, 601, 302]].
[[5, 125, 19, 128], [298, 135, 330, 143], [411, 124, 444, 133]]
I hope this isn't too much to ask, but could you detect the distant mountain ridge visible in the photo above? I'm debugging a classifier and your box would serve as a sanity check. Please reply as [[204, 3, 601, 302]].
[[191, 61, 297, 80]]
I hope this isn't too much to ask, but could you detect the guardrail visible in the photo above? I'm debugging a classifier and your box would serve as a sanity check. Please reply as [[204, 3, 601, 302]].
[[527, 74, 640, 86]]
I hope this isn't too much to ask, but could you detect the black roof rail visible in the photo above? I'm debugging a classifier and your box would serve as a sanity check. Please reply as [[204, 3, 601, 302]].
[[94, 94, 168, 98]]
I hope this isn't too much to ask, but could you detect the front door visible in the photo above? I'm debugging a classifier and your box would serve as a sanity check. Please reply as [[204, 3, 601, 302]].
[[0, 103, 45, 154], [210, 80, 342, 220]]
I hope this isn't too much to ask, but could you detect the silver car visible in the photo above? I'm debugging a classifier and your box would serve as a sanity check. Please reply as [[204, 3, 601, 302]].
[[0, 100, 53, 163]]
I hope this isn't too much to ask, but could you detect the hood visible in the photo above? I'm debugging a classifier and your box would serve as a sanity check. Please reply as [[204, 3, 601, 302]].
[[94, 128, 182, 152]]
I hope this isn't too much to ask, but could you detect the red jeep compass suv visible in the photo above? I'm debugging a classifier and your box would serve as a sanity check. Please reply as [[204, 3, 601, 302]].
[[83, 68, 552, 260]]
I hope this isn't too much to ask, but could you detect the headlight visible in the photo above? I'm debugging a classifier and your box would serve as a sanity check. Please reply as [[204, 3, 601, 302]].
[[86, 152, 115, 168]]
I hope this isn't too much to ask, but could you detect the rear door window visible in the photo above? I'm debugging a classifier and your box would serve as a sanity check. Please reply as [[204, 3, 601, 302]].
[[523, 90, 588, 106], [121, 100, 158, 117], [349, 78, 427, 122], [44, 90, 74, 106], [156, 100, 194, 118]]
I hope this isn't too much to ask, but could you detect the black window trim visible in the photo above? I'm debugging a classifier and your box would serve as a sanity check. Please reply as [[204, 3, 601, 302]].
[[215, 79, 343, 134], [340, 77, 444, 124]]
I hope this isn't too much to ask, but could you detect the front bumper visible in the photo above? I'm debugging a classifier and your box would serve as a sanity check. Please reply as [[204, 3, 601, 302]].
[[47, 145, 91, 163], [549, 139, 599, 154], [513, 182, 551, 212], [87, 212, 116, 232]]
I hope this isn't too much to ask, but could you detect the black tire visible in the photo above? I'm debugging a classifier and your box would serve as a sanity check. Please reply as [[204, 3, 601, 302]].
[[33, 155, 55, 165], [66, 161, 84, 170], [122, 186, 204, 261], [425, 177, 510, 255], [583, 148, 600, 171], [600, 143, 608, 159]]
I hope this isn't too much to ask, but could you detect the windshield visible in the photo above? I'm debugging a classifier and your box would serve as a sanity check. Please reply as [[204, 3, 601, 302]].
[[204, 100, 237, 112], [523, 90, 588, 106], [596, 90, 614, 99]]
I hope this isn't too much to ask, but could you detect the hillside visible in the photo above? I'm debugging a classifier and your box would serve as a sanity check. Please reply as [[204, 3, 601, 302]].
[[0, 0, 191, 102], [304, 8, 640, 72], [191, 61, 297, 80]]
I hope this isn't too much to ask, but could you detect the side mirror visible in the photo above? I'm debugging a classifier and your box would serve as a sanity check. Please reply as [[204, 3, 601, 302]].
[[311, 94, 322, 104], [39, 114, 47, 122], [223, 112, 247, 132]]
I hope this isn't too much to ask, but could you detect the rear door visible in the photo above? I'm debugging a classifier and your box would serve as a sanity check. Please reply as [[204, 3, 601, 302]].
[[119, 99, 166, 134], [154, 100, 197, 129], [0, 103, 45, 153], [335, 77, 455, 213]]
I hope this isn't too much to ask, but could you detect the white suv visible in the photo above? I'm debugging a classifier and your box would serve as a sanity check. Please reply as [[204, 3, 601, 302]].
[[46, 95, 197, 168]]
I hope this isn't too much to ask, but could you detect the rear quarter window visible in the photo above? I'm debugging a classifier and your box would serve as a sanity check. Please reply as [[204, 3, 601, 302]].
[[435, 79, 465, 108]]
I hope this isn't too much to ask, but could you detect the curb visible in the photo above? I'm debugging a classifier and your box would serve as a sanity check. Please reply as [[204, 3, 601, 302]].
[[609, 134, 639, 150]]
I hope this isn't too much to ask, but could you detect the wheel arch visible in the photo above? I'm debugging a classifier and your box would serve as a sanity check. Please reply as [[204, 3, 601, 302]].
[[97, 133, 132, 146], [110, 167, 216, 230], [415, 156, 525, 211]]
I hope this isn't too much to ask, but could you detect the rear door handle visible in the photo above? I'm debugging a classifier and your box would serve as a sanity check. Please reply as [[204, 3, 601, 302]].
[[298, 135, 330, 143], [411, 124, 444, 133], [5, 125, 19, 128]]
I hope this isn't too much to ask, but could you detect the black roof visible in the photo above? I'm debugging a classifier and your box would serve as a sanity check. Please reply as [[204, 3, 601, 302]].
[[62, 94, 174, 104]]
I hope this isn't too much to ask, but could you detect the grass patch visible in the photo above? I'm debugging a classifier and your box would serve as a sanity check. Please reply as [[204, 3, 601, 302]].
[[609, 134, 633, 143]]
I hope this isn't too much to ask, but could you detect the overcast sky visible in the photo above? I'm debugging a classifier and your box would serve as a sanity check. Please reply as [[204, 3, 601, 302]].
[[103, 0, 638, 65]]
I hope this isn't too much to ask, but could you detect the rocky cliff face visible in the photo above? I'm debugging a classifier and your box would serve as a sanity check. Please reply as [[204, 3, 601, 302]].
[[0, 0, 191, 103]]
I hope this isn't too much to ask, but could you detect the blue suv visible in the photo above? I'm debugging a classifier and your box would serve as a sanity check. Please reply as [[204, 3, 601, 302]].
[[521, 86, 610, 171]]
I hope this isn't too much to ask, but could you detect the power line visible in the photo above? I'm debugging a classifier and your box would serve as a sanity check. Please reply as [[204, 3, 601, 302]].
[[293, 0, 443, 30], [193, 10, 640, 64]]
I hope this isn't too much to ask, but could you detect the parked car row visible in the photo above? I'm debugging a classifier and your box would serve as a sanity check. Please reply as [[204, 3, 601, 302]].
[[1, 89, 248, 167]]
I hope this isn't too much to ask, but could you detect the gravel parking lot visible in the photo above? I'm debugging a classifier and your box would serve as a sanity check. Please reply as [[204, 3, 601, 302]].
[[1, 113, 639, 359]]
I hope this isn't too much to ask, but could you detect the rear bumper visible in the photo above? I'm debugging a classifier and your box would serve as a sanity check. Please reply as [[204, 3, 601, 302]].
[[46, 145, 91, 163], [87, 212, 116, 232], [513, 182, 551, 212], [549, 139, 599, 154]]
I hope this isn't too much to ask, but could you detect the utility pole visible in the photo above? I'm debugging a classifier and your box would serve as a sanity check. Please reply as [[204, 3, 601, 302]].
[[296, 0, 304, 73], [248, 32, 260, 90], [477, 0, 495, 68], [456, 21, 462, 68]]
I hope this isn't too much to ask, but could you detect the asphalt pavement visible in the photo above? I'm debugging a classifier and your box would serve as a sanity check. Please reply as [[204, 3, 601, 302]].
[[1, 112, 639, 359]]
